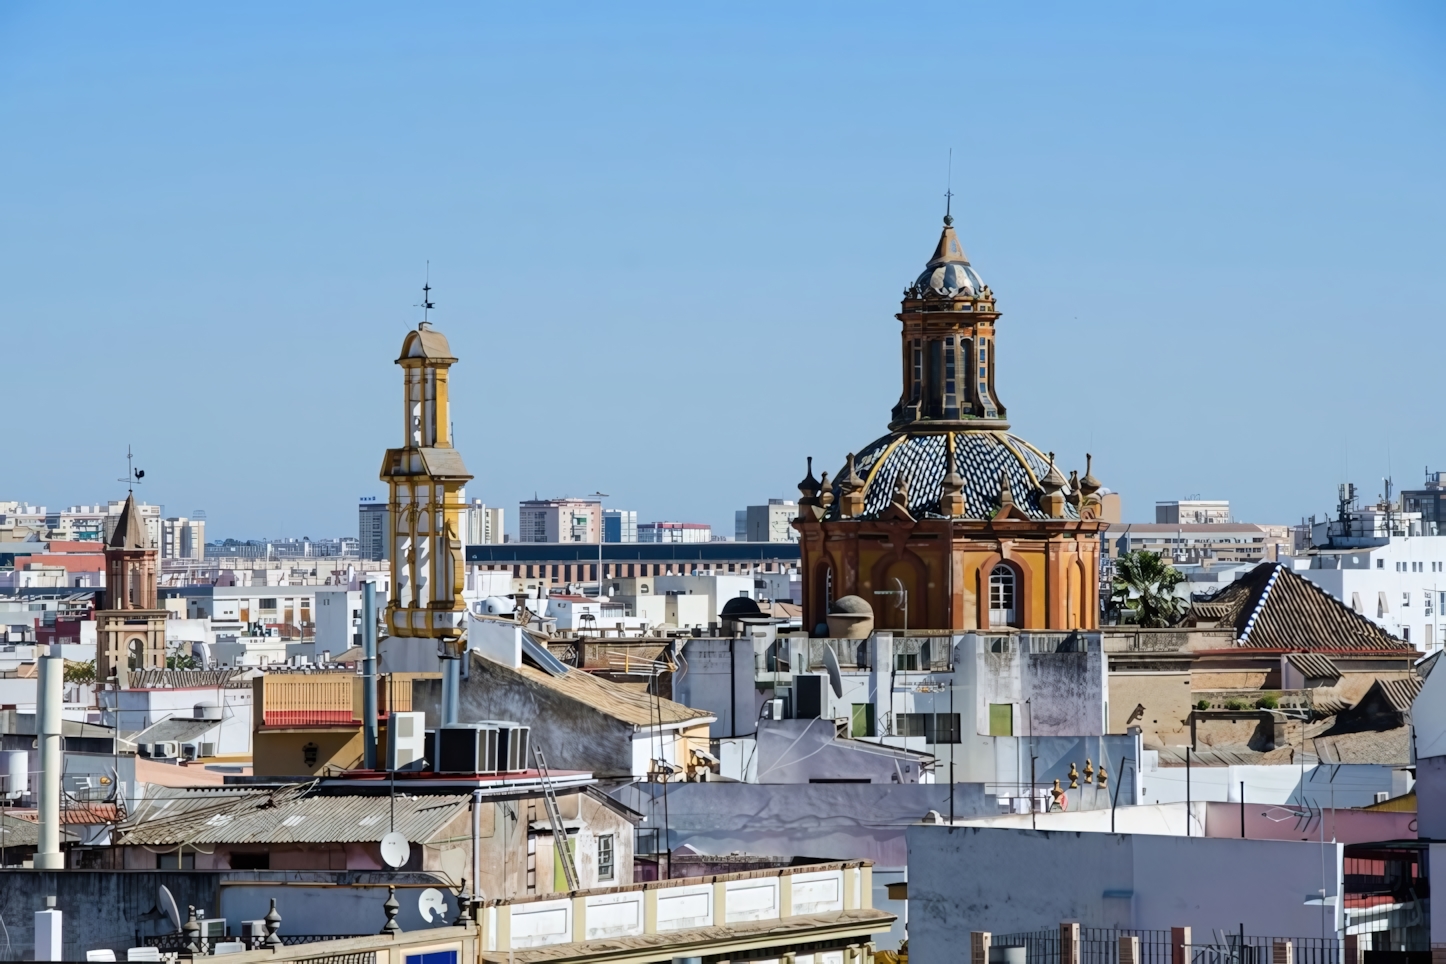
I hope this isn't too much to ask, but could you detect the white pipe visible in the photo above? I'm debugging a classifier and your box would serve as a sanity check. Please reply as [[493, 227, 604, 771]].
[[35, 649, 64, 869]]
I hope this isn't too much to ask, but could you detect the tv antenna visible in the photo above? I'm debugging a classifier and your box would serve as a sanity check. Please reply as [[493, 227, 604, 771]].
[[416, 262, 435, 326], [117, 445, 145, 491]]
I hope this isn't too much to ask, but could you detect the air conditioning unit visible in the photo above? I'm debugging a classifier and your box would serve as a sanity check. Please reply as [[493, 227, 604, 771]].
[[151, 741, 180, 759], [438, 724, 500, 775], [386, 712, 427, 771], [492, 722, 529, 773], [198, 742, 216, 758], [181, 744, 198, 761], [761, 699, 785, 720]]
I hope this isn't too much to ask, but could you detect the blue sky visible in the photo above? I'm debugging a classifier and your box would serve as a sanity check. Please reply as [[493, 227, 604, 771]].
[[2, 3, 1443, 539]]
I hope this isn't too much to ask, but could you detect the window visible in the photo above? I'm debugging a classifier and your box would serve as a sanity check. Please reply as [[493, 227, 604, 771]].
[[259, 598, 277, 611], [894, 712, 961, 743], [597, 834, 615, 881], [894, 651, 918, 671], [230, 852, 270, 870], [1403, 626, 1411, 643], [989, 566, 1016, 627], [989, 703, 1014, 736], [1378, 559, 1385, 569], [406, 953, 458, 964], [851, 703, 876, 738], [1404, 593, 1411, 608]]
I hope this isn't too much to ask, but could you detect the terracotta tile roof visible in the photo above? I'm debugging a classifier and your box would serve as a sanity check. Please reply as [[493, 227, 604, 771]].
[[476, 652, 712, 728], [1372, 675, 1424, 713], [1186, 563, 1411, 651], [1286, 653, 1342, 681]]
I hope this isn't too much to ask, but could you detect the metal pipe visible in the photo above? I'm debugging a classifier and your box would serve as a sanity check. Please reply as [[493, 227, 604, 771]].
[[35, 648, 63, 869], [471, 788, 484, 919], [362, 581, 378, 771], [442, 658, 459, 727]]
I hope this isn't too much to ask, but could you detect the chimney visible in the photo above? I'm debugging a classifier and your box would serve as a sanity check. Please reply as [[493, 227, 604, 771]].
[[35, 649, 63, 869]]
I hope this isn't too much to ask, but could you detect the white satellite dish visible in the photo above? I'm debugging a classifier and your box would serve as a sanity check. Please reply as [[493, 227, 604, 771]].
[[417, 888, 446, 924], [822, 645, 843, 699], [380, 832, 411, 869], [158, 885, 182, 933]]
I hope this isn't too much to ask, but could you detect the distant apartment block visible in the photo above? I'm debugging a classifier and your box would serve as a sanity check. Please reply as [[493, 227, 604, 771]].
[[461, 498, 504, 544], [1105, 522, 1291, 564], [638, 521, 712, 543], [519, 498, 601, 543], [604, 509, 638, 543], [1401, 470, 1446, 536], [358, 498, 389, 561], [1156, 499, 1230, 524], [161, 516, 205, 560], [740, 500, 800, 543]]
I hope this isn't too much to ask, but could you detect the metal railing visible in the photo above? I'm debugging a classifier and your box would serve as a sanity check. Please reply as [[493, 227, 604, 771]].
[[994, 928, 1174, 964], [992, 930, 1343, 964]]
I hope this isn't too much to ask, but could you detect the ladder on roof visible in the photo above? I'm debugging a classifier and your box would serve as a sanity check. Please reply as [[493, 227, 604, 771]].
[[533, 744, 579, 892]]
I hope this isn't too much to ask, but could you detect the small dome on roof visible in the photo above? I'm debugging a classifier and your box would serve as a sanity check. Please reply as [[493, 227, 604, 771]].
[[829, 595, 873, 616], [720, 596, 764, 619], [914, 222, 985, 297]]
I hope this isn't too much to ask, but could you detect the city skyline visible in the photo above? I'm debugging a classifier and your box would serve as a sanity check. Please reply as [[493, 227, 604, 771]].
[[2, 4, 1443, 539]]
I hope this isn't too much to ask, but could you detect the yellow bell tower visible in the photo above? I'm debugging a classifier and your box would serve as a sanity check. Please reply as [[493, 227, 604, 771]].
[[379, 318, 473, 653]]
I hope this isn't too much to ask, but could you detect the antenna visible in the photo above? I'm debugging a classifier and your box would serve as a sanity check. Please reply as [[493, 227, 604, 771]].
[[416, 261, 435, 326], [117, 445, 144, 492], [943, 148, 954, 226]]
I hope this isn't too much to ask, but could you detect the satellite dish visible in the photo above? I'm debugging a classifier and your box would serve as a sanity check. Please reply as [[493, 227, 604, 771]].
[[158, 885, 181, 933], [417, 888, 446, 924], [822, 646, 843, 699], [380, 832, 411, 869]]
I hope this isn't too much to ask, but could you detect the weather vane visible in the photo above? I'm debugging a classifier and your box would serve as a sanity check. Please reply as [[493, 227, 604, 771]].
[[416, 261, 435, 326], [117, 445, 144, 491]]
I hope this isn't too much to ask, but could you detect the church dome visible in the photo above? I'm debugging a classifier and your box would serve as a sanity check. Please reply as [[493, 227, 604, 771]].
[[826, 430, 1079, 522], [912, 221, 984, 297]]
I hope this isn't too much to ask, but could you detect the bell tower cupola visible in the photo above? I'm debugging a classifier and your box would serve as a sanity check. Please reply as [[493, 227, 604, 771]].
[[891, 213, 1006, 431]]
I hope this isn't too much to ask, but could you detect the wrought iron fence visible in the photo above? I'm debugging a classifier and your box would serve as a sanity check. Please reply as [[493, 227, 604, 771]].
[[141, 934, 368, 954], [994, 927, 1174, 964], [992, 929, 1342, 964]]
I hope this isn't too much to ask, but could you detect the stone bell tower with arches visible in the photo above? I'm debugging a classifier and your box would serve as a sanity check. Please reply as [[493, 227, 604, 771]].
[[794, 211, 1109, 636], [96, 490, 167, 681], [379, 316, 473, 654]]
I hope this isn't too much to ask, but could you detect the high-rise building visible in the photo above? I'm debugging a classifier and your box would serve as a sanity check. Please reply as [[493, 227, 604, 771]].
[[741, 500, 800, 543], [638, 522, 712, 544], [379, 322, 472, 650], [161, 516, 206, 559], [519, 498, 601, 543], [358, 499, 389, 561], [461, 499, 504, 544], [604, 509, 638, 543]]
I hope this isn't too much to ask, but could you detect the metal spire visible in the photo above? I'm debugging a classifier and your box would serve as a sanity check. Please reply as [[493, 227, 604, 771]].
[[944, 148, 954, 226], [416, 261, 435, 326]]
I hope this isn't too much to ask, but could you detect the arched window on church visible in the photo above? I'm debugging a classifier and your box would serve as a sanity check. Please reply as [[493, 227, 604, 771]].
[[988, 565, 1016, 628]]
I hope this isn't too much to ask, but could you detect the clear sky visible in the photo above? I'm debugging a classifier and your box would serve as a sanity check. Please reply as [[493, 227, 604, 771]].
[[2, 3, 1443, 539]]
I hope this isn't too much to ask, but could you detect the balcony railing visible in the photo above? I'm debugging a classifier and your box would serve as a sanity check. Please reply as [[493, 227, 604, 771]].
[[256, 673, 415, 727]]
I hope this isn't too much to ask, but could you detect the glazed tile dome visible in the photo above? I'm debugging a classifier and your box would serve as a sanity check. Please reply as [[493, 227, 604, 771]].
[[827, 430, 1077, 522], [913, 222, 985, 297]]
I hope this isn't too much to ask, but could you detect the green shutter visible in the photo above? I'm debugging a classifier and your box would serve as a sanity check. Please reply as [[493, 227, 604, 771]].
[[989, 703, 1013, 736], [851, 704, 875, 738]]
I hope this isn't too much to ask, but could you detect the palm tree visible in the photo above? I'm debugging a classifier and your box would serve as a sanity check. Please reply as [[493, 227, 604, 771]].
[[1110, 550, 1185, 627]]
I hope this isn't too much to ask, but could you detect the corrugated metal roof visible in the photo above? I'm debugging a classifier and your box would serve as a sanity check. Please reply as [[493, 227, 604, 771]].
[[117, 787, 470, 846]]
